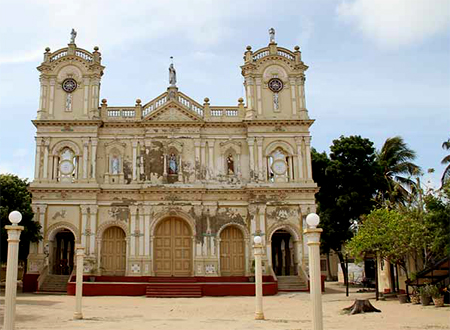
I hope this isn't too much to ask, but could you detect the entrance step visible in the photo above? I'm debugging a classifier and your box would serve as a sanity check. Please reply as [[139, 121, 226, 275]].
[[277, 275, 308, 291], [146, 283, 202, 298], [38, 274, 70, 293], [148, 277, 197, 283]]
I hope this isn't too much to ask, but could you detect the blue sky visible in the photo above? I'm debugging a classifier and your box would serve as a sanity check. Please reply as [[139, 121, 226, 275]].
[[1, 0, 449, 189]]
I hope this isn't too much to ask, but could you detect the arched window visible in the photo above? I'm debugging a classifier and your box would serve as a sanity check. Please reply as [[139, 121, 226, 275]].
[[57, 147, 78, 182]]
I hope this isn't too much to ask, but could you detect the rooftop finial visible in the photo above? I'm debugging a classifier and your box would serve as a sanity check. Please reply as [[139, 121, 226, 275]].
[[269, 28, 275, 44], [70, 28, 77, 44], [169, 57, 177, 87]]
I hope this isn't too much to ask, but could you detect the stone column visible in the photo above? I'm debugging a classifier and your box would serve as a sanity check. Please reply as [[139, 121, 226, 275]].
[[73, 245, 84, 320], [288, 156, 294, 182], [200, 140, 206, 178], [305, 224, 323, 330], [298, 76, 306, 110], [132, 140, 138, 182], [255, 78, 262, 115], [3, 222, 24, 330], [49, 78, 55, 116], [256, 137, 264, 181], [34, 137, 43, 180], [129, 206, 137, 256], [290, 78, 297, 115], [43, 139, 50, 180], [194, 140, 201, 179], [304, 136, 313, 180], [295, 137, 304, 181], [254, 237, 264, 320], [83, 78, 89, 116], [139, 207, 144, 256], [91, 138, 98, 180], [207, 139, 215, 179], [52, 156, 58, 181], [82, 139, 89, 180], [89, 206, 98, 256], [144, 206, 151, 257], [163, 154, 167, 177], [245, 77, 254, 111], [247, 138, 255, 180], [38, 205, 47, 254], [80, 206, 89, 249]]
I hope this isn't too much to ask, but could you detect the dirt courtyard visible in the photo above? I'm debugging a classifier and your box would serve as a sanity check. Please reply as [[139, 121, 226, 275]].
[[1, 283, 449, 330]]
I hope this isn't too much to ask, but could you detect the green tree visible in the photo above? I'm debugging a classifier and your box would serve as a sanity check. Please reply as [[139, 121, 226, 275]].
[[347, 208, 430, 280], [376, 136, 421, 206], [441, 138, 450, 186], [312, 136, 382, 283], [0, 174, 41, 263]]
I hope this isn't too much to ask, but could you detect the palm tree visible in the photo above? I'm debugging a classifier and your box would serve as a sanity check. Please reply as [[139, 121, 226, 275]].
[[441, 138, 450, 186], [377, 136, 421, 205]]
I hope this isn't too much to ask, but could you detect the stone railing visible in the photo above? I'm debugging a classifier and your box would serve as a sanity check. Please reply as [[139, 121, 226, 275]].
[[75, 50, 93, 62], [50, 50, 68, 62], [49, 48, 95, 63], [252, 50, 269, 61], [277, 49, 294, 61], [142, 94, 167, 117], [178, 94, 204, 117], [208, 107, 242, 119], [105, 107, 137, 120]]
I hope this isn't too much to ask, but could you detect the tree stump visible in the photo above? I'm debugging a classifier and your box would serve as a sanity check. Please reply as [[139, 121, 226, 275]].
[[343, 299, 381, 315]]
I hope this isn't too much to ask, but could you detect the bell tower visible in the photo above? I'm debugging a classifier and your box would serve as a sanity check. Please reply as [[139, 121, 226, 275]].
[[36, 30, 104, 121], [241, 28, 309, 120]]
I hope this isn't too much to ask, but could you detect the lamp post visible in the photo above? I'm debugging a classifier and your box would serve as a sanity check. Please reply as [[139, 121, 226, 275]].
[[73, 244, 85, 320], [305, 213, 323, 330], [3, 211, 24, 330], [253, 235, 264, 320]]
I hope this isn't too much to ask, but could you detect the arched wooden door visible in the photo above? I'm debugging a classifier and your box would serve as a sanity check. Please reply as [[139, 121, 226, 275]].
[[220, 226, 245, 276], [101, 226, 126, 276], [154, 217, 192, 276]]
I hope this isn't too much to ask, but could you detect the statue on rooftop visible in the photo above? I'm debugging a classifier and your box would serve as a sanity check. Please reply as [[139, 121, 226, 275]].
[[169, 57, 177, 86], [70, 28, 77, 44], [269, 28, 275, 43]]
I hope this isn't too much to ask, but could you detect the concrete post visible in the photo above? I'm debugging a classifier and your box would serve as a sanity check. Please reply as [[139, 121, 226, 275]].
[[253, 236, 264, 320], [304, 213, 323, 330], [73, 245, 85, 320], [3, 211, 24, 330]]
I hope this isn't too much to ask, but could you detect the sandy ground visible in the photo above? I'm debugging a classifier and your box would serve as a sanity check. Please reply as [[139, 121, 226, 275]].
[[1, 283, 449, 330]]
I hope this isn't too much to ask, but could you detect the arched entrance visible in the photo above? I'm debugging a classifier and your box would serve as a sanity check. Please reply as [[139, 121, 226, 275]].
[[52, 229, 75, 275], [154, 217, 192, 276], [271, 229, 297, 276], [220, 226, 245, 276], [101, 226, 126, 276]]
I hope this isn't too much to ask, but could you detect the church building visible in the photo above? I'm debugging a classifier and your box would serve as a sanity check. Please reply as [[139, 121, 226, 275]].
[[25, 29, 318, 293]]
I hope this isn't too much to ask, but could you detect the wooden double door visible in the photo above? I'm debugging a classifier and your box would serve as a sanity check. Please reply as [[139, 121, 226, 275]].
[[154, 217, 192, 276], [220, 226, 245, 276], [101, 226, 126, 276]]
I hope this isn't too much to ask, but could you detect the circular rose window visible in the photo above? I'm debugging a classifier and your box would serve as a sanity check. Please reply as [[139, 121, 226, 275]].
[[62, 78, 77, 93], [268, 78, 283, 93]]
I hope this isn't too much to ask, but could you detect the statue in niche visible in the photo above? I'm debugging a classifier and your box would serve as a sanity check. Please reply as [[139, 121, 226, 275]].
[[168, 153, 178, 174], [112, 156, 120, 174], [226, 154, 235, 175], [70, 28, 77, 44], [65, 93, 72, 112], [269, 27, 275, 43], [273, 92, 279, 110], [169, 57, 177, 86]]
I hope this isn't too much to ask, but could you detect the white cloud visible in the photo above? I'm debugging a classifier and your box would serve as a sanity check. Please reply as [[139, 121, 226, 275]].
[[336, 0, 450, 48], [0, 0, 264, 64]]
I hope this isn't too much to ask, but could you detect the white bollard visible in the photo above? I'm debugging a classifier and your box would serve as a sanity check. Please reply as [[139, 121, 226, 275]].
[[73, 245, 85, 320], [305, 213, 323, 330], [4, 211, 24, 330], [253, 235, 264, 320]]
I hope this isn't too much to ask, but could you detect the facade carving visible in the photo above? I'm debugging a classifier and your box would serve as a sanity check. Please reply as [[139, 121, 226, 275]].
[[28, 32, 318, 280]]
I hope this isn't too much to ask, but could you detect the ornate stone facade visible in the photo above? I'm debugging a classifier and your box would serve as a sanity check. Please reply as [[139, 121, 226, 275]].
[[28, 33, 318, 280]]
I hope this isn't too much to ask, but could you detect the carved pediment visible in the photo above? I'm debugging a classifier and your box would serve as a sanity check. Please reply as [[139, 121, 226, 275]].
[[144, 103, 203, 122]]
